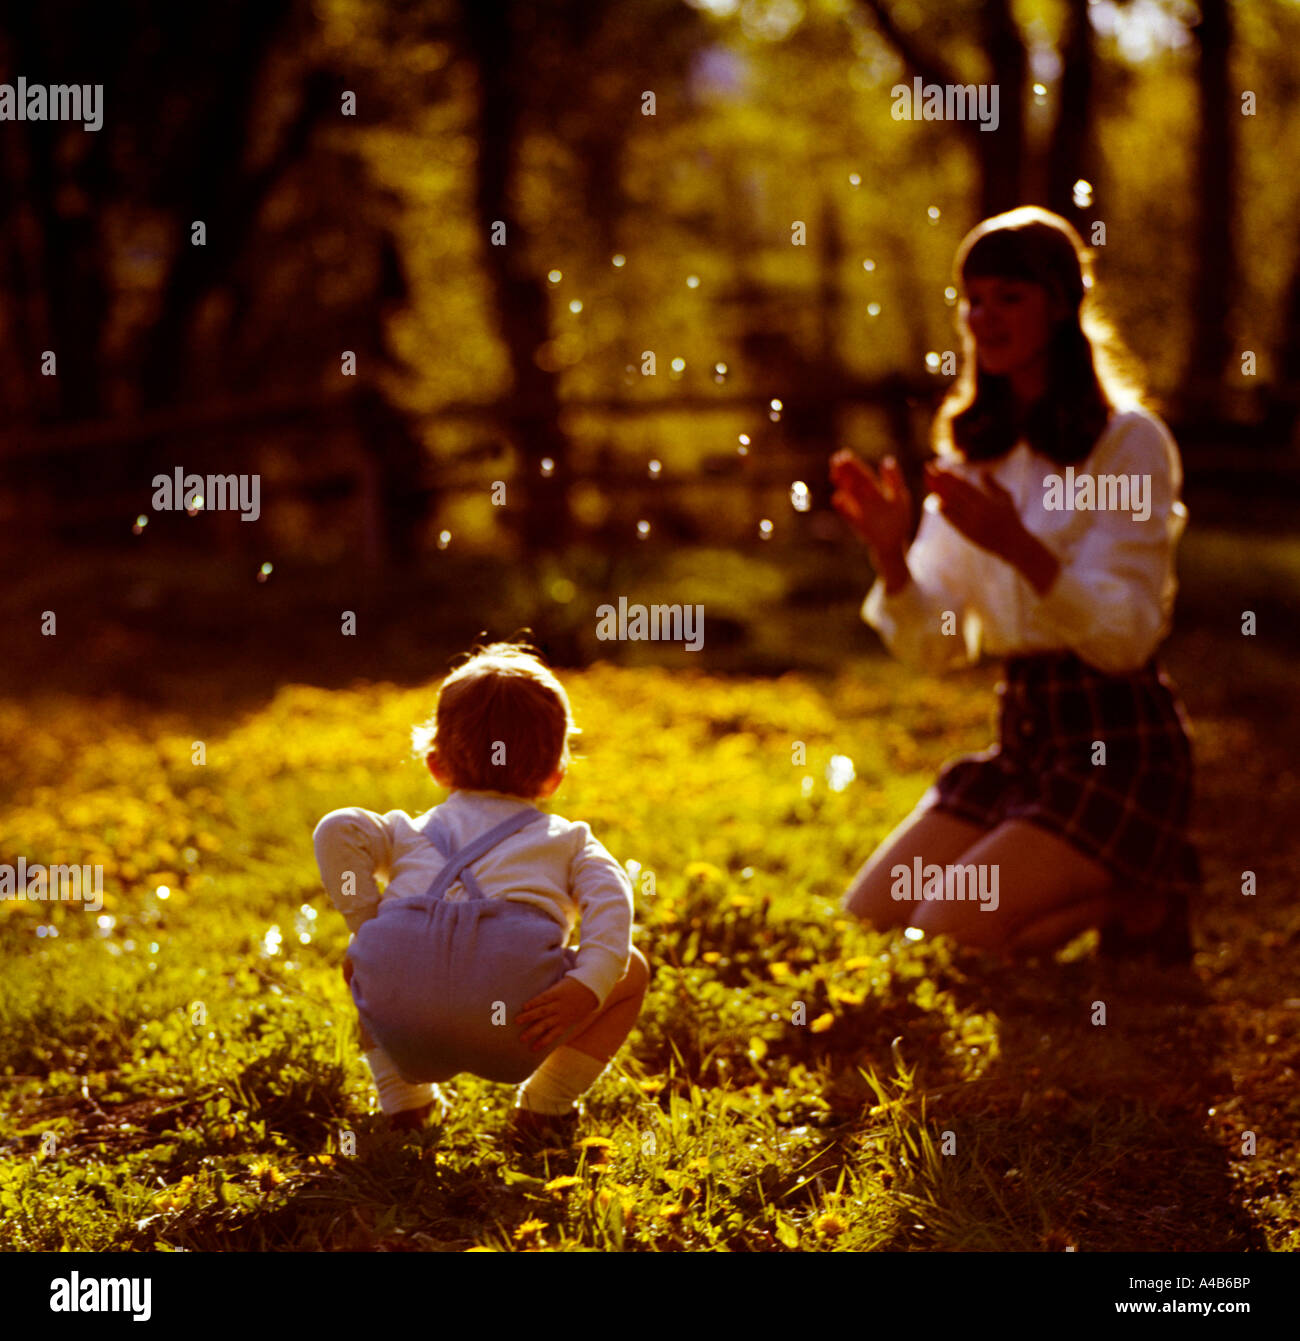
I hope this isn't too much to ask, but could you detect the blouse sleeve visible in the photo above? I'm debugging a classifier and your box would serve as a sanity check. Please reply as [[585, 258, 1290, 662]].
[[862, 490, 983, 672], [1034, 412, 1186, 673]]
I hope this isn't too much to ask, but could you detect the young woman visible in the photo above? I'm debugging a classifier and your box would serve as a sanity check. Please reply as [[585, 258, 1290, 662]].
[[830, 206, 1201, 961]]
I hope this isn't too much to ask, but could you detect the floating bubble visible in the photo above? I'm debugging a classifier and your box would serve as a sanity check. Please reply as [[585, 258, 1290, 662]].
[[713, 361, 728, 383], [789, 481, 811, 512], [903, 926, 925, 941], [437, 529, 452, 549], [132, 514, 148, 534], [262, 925, 283, 956], [1072, 178, 1093, 208], [97, 914, 115, 932], [611, 254, 626, 268], [1033, 82, 1047, 97], [670, 357, 686, 373], [186, 495, 204, 515], [636, 519, 651, 539], [862, 258, 876, 272], [648, 459, 662, 478], [568, 299, 583, 314], [741, 866, 754, 880], [800, 776, 814, 798], [156, 885, 170, 900], [925, 351, 941, 372], [770, 398, 783, 411], [944, 285, 958, 304], [738, 433, 750, 446], [927, 206, 940, 222], [848, 172, 861, 187], [257, 562, 273, 582], [625, 859, 642, 881], [686, 274, 700, 289], [758, 518, 773, 540], [867, 302, 881, 317], [737, 443, 749, 457], [540, 457, 555, 477], [548, 269, 562, 283], [825, 754, 856, 792]]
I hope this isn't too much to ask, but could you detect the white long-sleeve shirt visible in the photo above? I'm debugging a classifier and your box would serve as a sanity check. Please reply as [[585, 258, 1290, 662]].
[[313, 789, 634, 1007], [862, 406, 1188, 675]]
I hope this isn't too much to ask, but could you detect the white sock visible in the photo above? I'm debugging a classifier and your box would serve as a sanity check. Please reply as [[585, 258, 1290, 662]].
[[517, 1047, 607, 1116], [364, 1048, 436, 1116]]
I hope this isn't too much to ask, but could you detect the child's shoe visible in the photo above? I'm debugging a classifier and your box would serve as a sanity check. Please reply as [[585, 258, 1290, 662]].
[[505, 1105, 580, 1151]]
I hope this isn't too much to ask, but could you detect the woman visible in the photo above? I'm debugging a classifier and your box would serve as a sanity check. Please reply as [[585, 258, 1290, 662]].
[[830, 206, 1200, 961]]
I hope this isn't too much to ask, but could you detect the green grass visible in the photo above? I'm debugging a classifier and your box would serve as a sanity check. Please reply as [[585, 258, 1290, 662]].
[[1, 626, 1296, 1252]]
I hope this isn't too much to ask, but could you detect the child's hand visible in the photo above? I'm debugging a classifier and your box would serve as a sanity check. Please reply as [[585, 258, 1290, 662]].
[[517, 977, 599, 1052]]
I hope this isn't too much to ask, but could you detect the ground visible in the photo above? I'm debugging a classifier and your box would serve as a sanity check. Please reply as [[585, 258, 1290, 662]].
[[0, 612, 1295, 1252]]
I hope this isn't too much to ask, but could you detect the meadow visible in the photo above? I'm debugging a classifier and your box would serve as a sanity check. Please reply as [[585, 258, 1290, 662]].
[[1, 601, 1296, 1252]]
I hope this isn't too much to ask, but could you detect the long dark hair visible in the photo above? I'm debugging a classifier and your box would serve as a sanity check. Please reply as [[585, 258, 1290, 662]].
[[935, 206, 1148, 466]]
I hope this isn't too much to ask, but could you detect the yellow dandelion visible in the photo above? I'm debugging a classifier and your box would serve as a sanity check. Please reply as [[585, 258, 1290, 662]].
[[306, 1154, 334, 1166], [830, 988, 866, 1006], [843, 955, 876, 970], [768, 962, 791, 980], [810, 1012, 835, 1033], [513, 1218, 547, 1241], [579, 1136, 615, 1151], [701, 951, 721, 964], [685, 862, 723, 885], [815, 1211, 849, 1238], [658, 1201, 686, 1221], [249, 1160, 286, 1191], [544, 1175, 582, 1194]]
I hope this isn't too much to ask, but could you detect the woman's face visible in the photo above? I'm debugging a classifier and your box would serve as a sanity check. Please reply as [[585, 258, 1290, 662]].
[[961, 275, 1057, 378]]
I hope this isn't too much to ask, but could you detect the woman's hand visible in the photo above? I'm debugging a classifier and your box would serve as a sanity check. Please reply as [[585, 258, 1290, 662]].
[[829, 450, 912, 574], [923, 464, 1060, 594], [922, 463, 1023, 559], [517, 976, 599, 1052]]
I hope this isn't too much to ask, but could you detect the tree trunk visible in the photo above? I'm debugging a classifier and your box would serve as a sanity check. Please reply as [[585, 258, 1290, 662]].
[[459, 0, 572, 553], [1181, 0, 1236, 420]]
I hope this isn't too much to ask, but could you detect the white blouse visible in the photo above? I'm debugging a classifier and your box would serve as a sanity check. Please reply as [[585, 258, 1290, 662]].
[[862, 406, 1188, 675]]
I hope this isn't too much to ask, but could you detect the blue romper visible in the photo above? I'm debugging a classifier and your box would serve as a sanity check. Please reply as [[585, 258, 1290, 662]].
[[345, 807, 579, 1085]]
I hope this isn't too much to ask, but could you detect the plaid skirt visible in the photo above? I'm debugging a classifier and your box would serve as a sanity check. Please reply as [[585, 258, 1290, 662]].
[[926, 652, 1202, 903]]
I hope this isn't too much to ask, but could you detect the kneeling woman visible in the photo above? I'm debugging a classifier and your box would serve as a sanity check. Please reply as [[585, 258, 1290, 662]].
[[830, 206, 1201, 961]]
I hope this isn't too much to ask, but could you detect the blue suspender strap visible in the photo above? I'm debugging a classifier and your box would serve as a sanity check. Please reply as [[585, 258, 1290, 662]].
[[422, 807, 547, 901]]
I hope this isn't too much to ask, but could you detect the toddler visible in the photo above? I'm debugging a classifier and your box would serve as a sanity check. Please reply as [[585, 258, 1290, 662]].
[[313, 642, 647, 1141]]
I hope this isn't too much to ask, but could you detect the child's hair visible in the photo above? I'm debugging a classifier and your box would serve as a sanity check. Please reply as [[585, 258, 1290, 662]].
[[411, 641, 578, 799], [935, 205, 1149, 466]]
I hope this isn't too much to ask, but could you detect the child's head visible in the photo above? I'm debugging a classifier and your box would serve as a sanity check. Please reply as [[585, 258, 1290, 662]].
[[412, 641, 577, 800], [936, 205, 1146, 466]]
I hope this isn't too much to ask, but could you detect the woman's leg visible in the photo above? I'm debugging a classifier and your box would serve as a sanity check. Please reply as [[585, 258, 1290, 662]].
[[842, 800, 991, 929], [907, 818, 1116, 953]]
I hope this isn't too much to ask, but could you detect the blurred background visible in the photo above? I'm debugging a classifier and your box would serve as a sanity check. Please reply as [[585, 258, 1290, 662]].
[[2, 0, 1298, 702]]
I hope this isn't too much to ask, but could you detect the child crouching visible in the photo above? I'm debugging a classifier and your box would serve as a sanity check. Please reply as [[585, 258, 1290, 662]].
[[313, 642, 648, 1142]]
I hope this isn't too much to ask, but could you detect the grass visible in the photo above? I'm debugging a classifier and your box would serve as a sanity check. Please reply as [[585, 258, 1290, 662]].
[[1, 618, 1297, 1252]]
